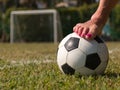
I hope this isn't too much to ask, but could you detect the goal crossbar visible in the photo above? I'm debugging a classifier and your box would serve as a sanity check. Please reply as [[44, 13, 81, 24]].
[[10, 9, 58, 43], [11, 10, 57, 15]]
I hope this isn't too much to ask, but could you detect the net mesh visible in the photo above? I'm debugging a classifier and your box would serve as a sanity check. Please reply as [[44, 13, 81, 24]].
[[11, 10, 62, 43]]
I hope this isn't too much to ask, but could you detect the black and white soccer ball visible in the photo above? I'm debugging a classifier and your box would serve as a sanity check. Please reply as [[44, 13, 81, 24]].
[[57, 33, 109, 75]]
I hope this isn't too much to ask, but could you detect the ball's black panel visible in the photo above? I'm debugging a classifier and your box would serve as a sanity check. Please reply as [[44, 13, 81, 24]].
[[85, 53, 101, 70], [62, 63, 75, 75], [94, 36, 104, 43], [64, 37, 79, 52]]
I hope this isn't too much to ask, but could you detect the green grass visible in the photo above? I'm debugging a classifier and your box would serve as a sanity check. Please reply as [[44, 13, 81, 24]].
[[0, 42, 120, 90]]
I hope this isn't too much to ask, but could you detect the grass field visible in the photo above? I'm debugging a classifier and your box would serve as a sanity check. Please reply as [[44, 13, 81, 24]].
[[0, 42, 120, 90]]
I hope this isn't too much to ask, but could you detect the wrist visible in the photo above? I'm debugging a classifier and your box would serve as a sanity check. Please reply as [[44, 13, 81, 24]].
[[91, 10, 109, 26]]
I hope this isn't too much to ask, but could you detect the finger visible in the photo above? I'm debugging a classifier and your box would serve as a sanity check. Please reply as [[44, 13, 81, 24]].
[[85, 33, 93, 40], [73, 25, 82, 33], [73, 27, 79, 33], [77, 27, 83, 36], [73, 26, 76, 32], [85, 30, 96, 40], [81, 28, 89, 38], [73, 24, 80, 31]]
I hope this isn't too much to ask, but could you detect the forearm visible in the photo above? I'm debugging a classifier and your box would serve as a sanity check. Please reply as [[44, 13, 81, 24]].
[[98, 0, 118, 11], [97, 0, 118, 16], [73, 0, 118, 40], [91, 0, 118, 24]]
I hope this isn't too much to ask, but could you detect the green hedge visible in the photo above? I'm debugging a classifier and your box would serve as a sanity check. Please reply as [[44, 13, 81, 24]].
[[110, 4, 120, 40], [0, 12, 2, 37], [5, 7, 62, 42], [57, 7, 80, 37], [3, 4, 98, 42], [57, 3, 120, 40], [4, 7, 33, 41], [57, 4, 98, 37], [2, 4, 120, 42]]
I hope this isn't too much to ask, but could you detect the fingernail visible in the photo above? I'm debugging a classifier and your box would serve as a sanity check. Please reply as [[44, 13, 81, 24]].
[[81, 34, 85, 37], [86, 33, 92, 38]]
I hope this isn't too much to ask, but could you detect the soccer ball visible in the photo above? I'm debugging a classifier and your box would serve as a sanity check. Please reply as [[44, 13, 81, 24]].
[[57, 33, 109, 75]]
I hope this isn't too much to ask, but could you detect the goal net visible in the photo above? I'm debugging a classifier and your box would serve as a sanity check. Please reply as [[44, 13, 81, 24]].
[[10, 9, 62, 43]]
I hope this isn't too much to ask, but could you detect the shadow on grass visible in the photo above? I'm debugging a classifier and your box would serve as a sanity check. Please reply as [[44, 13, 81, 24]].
[[74, 72, 120, 79], [103, 72, 120, 78]]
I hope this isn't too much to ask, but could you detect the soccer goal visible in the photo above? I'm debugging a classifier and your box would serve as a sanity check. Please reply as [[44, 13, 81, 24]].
[[10, 9, 63, 43]]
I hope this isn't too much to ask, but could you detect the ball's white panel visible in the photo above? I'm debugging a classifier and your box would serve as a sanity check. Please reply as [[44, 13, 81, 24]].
[[95, 62, 108, 74], [97, 43, 109, 62], [67, 49, 86, 69], [76, 67, 95, 75], [79, 38, 98, 54], [57, 46, 68, 66], [59, 33, 72, 48]]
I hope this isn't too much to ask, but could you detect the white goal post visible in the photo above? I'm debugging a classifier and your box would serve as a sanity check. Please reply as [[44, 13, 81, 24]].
[[10, 9, 62, 43]]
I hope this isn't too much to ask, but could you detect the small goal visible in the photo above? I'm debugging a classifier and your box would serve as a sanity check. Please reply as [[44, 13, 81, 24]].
[[10, 9, 62, 43]]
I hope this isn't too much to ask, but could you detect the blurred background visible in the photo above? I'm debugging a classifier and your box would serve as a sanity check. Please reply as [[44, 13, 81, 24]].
[[0, 0, 120, 42]]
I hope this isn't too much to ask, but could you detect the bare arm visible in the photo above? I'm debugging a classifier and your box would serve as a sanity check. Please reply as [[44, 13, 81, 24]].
[[73, 0, 118, 40], [91, 0, 119, 25]]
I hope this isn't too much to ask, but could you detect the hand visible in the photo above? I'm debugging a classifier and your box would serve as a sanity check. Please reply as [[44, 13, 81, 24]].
[[73, 19, 102, 40]]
